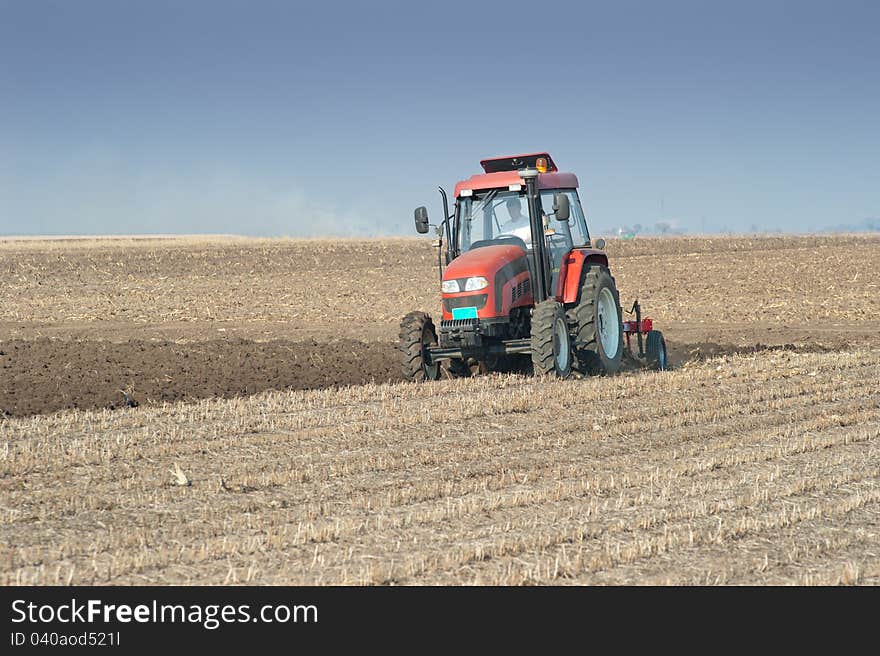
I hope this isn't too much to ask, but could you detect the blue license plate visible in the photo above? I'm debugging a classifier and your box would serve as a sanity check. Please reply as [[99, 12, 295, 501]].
[[451, 306, 478, 320]]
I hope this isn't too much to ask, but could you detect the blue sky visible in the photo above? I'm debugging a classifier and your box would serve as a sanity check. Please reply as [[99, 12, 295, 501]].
[[1, 0, 878, 236]]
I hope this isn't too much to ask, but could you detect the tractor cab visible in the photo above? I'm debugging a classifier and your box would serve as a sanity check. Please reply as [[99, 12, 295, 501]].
[[403, 153, 666, 382], [454, 182, 591, 288], [445, 153, 590, 316]]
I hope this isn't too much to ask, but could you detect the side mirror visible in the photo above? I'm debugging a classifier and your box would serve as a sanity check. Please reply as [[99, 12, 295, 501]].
[[593, 237, 606, 250], [552, 193, 570, 222], [414, 206, 429, 234]]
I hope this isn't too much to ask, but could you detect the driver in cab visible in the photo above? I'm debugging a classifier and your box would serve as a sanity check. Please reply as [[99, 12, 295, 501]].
[[497, 197, 532, 245], [498, 196, 553, 248]]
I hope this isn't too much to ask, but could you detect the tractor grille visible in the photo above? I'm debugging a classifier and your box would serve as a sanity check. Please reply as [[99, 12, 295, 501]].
[[511, 278, 531, 304], [443, 294, 488, 313], [440, 318, 479, 329]]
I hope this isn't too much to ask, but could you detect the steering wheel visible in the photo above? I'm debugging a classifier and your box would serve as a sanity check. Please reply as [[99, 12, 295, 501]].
[[469, 235, 529, 252]]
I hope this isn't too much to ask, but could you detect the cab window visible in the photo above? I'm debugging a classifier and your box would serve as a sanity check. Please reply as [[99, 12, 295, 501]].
[[538, 189, 590, 247]]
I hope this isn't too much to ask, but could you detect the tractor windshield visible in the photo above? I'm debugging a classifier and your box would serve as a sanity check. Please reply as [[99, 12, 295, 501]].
[[457, 190, 532, 252], [456, 188, 590, 257]]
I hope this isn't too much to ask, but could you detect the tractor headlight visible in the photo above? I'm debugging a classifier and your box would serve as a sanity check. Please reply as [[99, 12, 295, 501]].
[[441, 279, 460, 293], [464, 276, 489, 291]]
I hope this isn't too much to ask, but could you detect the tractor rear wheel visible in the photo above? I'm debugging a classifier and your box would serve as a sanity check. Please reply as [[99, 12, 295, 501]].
[[530, 300, 572, 378], [645, 330, 668, 371], [569, 266, 623, 375], [399, 311, 440, 382]]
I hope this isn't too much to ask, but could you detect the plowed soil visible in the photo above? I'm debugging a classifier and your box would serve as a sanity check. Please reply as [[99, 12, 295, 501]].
[[0, 338, 398, 416]]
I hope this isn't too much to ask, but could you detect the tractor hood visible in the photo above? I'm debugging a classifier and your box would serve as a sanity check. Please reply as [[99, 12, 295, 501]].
[[443, 244, 527, 281], [441, 244, 532, 320]]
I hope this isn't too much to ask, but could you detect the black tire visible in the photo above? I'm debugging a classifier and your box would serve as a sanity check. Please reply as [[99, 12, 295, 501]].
[[645, 330, 668, 371], [530, 300, 572, 378], [568, 266, 623, 375], [398, 311, 440, 382]]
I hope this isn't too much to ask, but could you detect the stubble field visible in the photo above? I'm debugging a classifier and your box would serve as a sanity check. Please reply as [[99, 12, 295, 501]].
[[1, 234, 879, 584]]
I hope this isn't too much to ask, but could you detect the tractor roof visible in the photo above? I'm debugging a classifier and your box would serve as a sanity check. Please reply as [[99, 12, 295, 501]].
[[454, 152, 578, 197]]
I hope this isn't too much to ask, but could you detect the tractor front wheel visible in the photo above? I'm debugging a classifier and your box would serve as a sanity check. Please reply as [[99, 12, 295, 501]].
[[399, 311, 440, 382], [530, 300, 572, 378]]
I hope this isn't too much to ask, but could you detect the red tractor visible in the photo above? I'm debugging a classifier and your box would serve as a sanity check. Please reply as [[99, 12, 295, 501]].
[[400, 153, 666, 380]]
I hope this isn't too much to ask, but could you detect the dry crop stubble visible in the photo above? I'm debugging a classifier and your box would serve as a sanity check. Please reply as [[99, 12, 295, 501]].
[[2, 348, 878, 585]]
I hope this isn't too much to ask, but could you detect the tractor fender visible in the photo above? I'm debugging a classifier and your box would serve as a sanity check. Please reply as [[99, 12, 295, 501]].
[[556, 248, 610, 304]]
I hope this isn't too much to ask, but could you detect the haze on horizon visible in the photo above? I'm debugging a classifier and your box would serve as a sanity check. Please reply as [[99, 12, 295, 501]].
[[1, 0, 878, 238]]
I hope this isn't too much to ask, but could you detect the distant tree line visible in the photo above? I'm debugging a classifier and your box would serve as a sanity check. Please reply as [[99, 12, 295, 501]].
[[601, 216, 879, 238]]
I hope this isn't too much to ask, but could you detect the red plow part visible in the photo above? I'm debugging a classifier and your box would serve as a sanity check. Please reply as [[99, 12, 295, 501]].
[[622, 317, 653, 334], [621, 299, 658, 364]]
